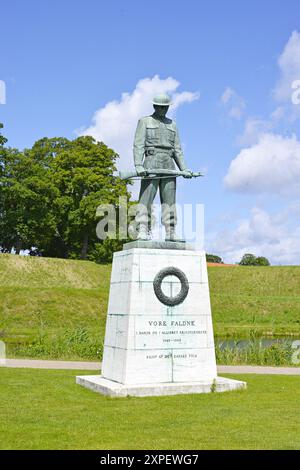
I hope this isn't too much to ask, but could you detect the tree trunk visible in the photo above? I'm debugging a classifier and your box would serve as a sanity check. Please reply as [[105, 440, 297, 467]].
[[80, 233, 89, 260], [15, 238, 22, 255]]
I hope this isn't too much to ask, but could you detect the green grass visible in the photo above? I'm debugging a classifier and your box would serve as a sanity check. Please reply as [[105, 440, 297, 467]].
[[1, 254, 300, 360], [209, 265, 300, 337], [0, 368, 299, 449], [0, 254, 110, 358]]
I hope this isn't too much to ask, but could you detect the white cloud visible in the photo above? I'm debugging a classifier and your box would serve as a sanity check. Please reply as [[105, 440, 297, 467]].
[[220, 86, 245, 119], [236, 118, 272, 146], [273, 31, 300, 102], [224, 132, 300, 195], [220, 87, 235, 104], [218, 31, 300, 265], [225, 31, 300, 198], [78, 75, 199, 174], [234, 32, 300, 151], [271, 30, 300, 121], [207, 206, 300, 265], [270, 106, 285, 121], [228, 106, 243, 119]]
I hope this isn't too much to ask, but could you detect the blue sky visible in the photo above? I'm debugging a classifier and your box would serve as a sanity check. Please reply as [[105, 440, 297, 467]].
[[1, 0, 300, 263]]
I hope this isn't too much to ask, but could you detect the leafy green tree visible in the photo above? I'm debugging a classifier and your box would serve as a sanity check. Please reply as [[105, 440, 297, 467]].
[[0, 144, 58, 254], [255, 256, 270, 266], [1, 130, 130, 260], [206, 253, 223, 264], [0, 123, 8, 252], [0, 123, 7, 146], [239, 253, 257, 265], [239, 253, 270, 266], [88, 238, 124, 264], [29, 136, 129, 260]]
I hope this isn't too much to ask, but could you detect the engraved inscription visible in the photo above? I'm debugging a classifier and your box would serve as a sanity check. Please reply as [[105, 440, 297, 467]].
[[134, 315, 208, 349]]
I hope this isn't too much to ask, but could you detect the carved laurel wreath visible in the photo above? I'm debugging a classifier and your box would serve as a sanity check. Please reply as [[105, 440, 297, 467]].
[[153, 266, 189, 306]]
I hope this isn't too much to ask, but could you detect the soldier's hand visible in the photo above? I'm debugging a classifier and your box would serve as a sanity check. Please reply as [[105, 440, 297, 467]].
[[182, 169, 193, 178], [136, 165, 147, 177]]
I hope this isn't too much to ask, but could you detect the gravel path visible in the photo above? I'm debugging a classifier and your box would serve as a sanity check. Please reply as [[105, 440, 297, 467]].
[[0, 359, 101, 370], [1, 359, 300, 375]]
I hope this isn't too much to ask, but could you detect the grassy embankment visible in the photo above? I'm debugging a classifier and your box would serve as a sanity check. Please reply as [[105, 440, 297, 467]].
[[0, 253, 300, 361], [0, 369, 299, 450]]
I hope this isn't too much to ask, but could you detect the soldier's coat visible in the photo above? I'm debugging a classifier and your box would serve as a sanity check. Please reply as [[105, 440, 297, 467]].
[[133, 114, 186, 171], [133, 112, 188, 229]]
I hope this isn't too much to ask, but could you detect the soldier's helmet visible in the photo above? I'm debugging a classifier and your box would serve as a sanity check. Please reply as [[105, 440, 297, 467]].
[[152, 93, 172, 106]]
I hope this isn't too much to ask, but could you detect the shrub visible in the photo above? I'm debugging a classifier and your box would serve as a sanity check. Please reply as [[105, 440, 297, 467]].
[[239, 253, 270, 266], [206, 254, 223, 264]]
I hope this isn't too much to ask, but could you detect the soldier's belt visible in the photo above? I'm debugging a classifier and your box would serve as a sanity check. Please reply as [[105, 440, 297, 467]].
[[145, 148, 172, 156]]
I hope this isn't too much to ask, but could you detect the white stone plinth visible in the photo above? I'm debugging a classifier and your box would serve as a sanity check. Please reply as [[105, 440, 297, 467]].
[[76, 375, 246, 397], [76, 247, 246, 396]]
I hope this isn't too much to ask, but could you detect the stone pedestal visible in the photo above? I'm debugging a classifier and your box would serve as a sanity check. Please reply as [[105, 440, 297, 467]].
[[76, 243, 246, 396]]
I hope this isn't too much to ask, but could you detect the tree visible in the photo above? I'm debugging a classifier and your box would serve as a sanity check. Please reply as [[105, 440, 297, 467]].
[[0, 123, 7, 146], [29, 136, 129, 260], [0, 144, 58, 254], [255, 256, 270, 266], [206, 253, 223, 264], [0, 123, 8, 252], [239, 253, 257, 265], [239, 253, 270, 266], [1, 131, 130, 261]]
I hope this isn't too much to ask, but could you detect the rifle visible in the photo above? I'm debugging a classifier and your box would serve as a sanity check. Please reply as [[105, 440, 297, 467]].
[[119, 169, 203, 181]]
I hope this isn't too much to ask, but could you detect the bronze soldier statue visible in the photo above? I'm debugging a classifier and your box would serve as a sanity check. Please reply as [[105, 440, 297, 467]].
[[133, 93, 193, 241]]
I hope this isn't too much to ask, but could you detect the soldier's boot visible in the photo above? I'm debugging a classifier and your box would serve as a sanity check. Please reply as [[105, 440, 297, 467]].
[[137, 224, 150, 240], [165, 225, 182, 242]]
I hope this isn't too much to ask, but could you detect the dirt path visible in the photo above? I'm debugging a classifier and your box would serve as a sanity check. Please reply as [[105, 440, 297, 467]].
[[1, 359, 300, 375], [217, 365, 300, 375]]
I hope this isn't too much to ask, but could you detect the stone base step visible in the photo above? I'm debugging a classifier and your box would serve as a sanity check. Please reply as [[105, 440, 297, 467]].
[[76, 375, 246, 398]]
